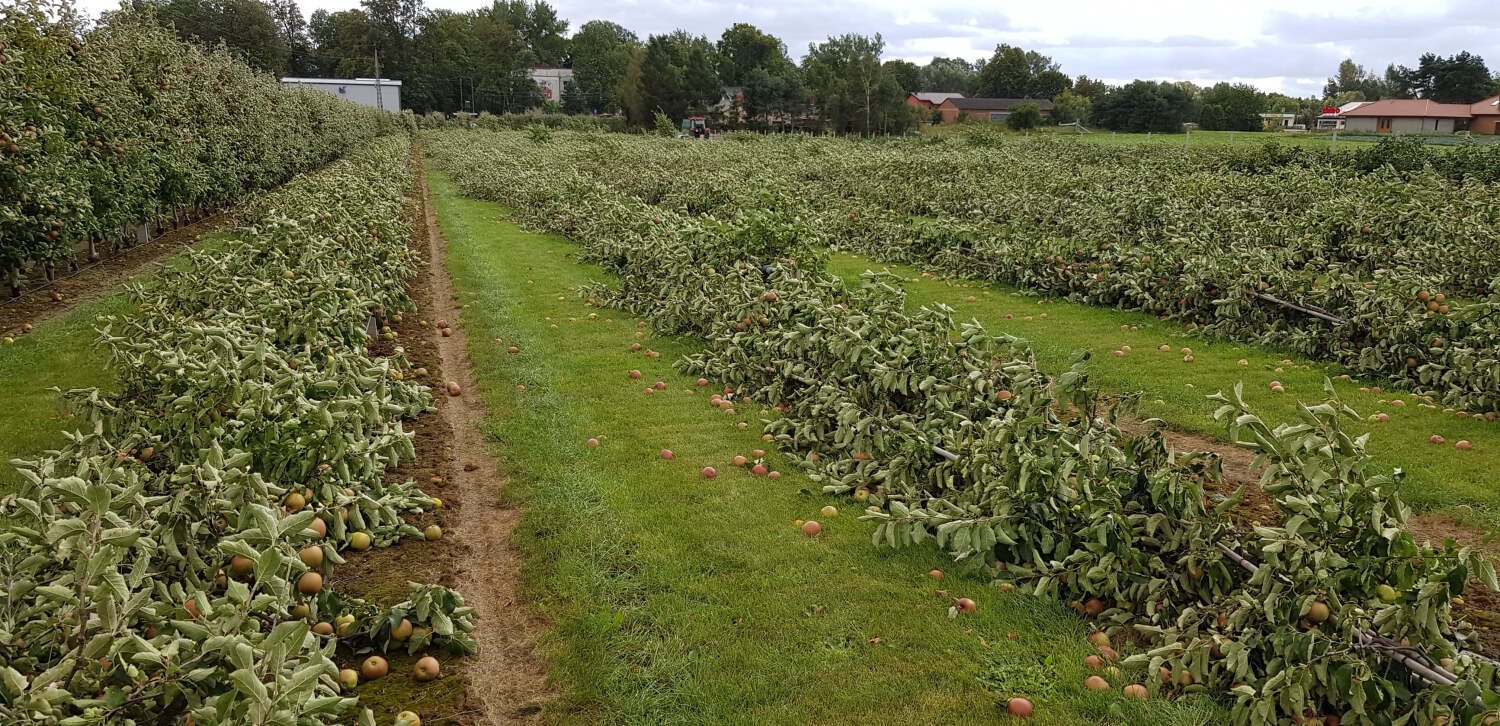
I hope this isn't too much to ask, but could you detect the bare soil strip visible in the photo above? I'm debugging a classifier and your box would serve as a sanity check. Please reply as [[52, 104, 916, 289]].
[[0, 212, 232, 336], [414, 153, 553, 723]]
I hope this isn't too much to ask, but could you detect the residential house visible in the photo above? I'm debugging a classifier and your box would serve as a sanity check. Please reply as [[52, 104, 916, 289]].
[[1471, 95, 1500, 134], [710, 86, 745, 114], [1341, 99, 1473, 133], [907, 92, 964, 110], [937, 97, 1053, 124], [1260, 112, 1297, 130]]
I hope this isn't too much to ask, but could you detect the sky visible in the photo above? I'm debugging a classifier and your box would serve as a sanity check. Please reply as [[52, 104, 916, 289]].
[[78, 0, 1500, 96]]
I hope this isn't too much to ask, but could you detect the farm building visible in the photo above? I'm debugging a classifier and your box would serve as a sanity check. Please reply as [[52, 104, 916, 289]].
[[937, 97, 1053, 124], [907, 92, 964, 109], [279, 77, 402, 112], [1342, 99, 1474, 133], [528, 67, 574, 102]]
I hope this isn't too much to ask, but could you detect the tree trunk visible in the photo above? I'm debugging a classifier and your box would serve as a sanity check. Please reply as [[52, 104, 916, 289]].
[[7, 266, 20, 298]]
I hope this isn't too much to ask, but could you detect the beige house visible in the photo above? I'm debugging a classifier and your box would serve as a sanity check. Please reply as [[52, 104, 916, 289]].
[[1342, 99, 1473, 133]]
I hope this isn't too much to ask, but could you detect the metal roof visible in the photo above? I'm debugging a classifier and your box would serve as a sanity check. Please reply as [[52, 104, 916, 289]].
[[911, 92, 964, 104]]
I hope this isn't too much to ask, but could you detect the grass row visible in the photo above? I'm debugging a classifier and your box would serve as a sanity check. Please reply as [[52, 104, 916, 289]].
[[0, 236, 238, 490], [825, 252, 1500, 532], [0, 295, 130, 489], [918, 125, 1375, 149], [427, 167, 1226, 725]]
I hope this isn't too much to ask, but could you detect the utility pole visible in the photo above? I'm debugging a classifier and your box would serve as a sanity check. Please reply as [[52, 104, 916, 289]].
[[373, 50, 384, 112]]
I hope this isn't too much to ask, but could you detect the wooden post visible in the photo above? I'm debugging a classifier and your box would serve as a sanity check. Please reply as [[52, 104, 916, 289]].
[[1332, 130, 1337, 151], [7, 266, 19, 298], [1147, 131, 1152, 142], [1230, 131, 1234, 146]]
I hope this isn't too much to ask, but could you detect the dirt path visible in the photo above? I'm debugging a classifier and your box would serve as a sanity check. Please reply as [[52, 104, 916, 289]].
[[415, 154, 553, 723], [0, 213, 231, 336]]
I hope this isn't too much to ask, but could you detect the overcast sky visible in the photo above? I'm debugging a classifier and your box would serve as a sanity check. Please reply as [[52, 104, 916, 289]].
[[79, 0, 1499, 96]]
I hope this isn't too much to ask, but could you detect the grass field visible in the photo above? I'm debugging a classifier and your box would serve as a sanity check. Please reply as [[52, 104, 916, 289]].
[[918, 124, 1377, 149], [826, 252, 1500, 532], [0, 236, 234, 490], [0, 295, 130, 489], [427, 167, 1225, 725]]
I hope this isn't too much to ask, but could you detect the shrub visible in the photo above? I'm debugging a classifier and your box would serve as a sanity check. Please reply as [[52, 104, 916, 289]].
[[1005, 103, 1043, 131]]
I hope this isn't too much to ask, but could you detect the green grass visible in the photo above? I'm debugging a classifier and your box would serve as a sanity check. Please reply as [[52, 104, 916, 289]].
[[0, 236, 239, 491], [826, 252, 1500, 533], [918, 124, 1374, 149], [426, 167, 1228, 725], [0, 294, 131, 489]]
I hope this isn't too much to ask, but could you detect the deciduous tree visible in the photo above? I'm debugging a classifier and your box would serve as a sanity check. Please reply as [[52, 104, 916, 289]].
[[568, 20, 637, 112], [1091, 80, 1194, 133]]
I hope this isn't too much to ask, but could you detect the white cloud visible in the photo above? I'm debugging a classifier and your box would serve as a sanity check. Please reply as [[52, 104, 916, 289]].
[[70, 0, 1500, 96]]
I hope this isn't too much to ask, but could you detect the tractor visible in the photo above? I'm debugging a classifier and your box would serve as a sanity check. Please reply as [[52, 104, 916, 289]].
[[679, 117, 710, 139]]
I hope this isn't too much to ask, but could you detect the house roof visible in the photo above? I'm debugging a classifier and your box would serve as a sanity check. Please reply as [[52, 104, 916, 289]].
[[1472, 95, 1500, 116], [945, 97, 1054, 111], [1342, 99, 1472, 119], [1317, 102, 1369, 118], [911, 92, 964, 104]]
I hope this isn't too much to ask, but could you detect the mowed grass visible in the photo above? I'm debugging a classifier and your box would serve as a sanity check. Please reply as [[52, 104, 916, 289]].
[[918, 124, 1372, 150], [827, 252, 1500, 532], [0, 294, 131, 490], [0, 237, 235, 491], [426, 168, 1225, 726]]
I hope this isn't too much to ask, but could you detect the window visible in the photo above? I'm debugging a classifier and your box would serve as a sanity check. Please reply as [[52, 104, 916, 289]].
[[989, 111, 1008, 122]]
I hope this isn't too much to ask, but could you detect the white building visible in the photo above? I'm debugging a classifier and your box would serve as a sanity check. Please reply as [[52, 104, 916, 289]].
[[280, 77, 403, 112], [1315, 101, 1369, 131], [527, 67, 574, 102]]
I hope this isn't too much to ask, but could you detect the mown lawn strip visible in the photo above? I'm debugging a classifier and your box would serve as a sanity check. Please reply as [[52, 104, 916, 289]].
[[827, 252, 1500, 532], [427, 167, 1224, 726]]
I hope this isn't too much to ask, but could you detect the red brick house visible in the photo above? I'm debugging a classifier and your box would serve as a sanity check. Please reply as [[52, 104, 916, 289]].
[[907, 92, 964, 110], [937, 97, 1053, 124], [1472, 95, 1500, 135]]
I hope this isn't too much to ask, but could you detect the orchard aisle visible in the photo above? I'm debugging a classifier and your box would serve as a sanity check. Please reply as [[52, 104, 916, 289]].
[[824, 252, 1500, 530], [422, 164, 1224, 726], [415, 154, 553, 723]]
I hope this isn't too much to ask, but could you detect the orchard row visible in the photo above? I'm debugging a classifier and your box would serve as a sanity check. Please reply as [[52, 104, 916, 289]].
[[0, 2, 406, 291], [427, 129, 1500, 726], [490, 130, 1500, 414], [0, 136, 470, 725]]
